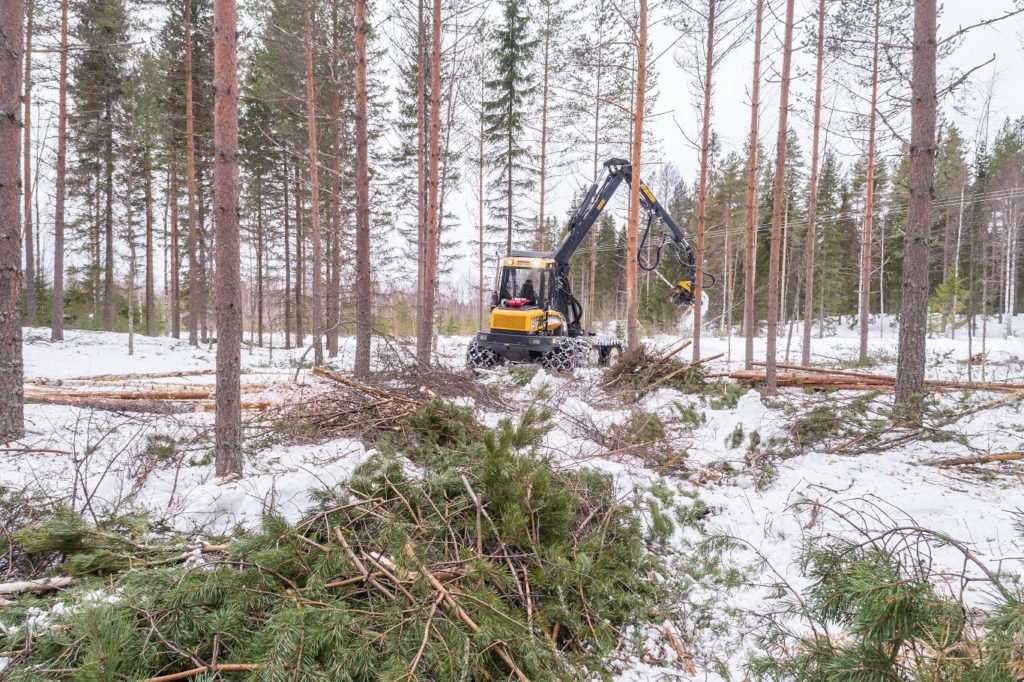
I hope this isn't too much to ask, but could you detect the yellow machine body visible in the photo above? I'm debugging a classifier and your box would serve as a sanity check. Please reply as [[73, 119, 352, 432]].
[[489, 308, 564, 334]]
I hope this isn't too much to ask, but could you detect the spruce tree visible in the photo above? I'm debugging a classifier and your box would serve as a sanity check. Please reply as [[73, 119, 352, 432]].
[[483, 0, 537, 254]]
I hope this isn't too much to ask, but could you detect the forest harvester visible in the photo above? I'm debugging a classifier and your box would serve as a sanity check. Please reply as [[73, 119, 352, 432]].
[[467, 158, 711, 372]]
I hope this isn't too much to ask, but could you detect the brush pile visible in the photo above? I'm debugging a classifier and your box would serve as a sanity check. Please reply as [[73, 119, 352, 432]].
[[268, 366, 424, 441], [0, 404, 672, 680], [604, 341, 719, 395]]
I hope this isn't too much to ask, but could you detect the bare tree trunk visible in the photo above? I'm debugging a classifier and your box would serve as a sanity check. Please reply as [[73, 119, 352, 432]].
[[625, 0, 647, 351], [800, 0, 825, 365], [22, 0, 34, 326], [478, 100, 485, 330], [537, 5, 551, 249], [415, 0, 427, 358], [742, 0, 763, 369], [327, 0, 341, 358], [198, 194, 208, 342], [213, 0, 241, 476], [859, 0, 880, 362], [0, 0, 24, 439], [295, 163, 304, 348], [894, 0, 936, 413], [185, 0, 199, 346], [304, 0, 323, 366], [256, 168, 263, 346], [283, 153, 291, 349], [145, 146, 155, 335], [50, 0, 67, 342], [127, 235, 135, 355], [417, 0, 442, 367], [170, 155, 180, 338], [588, 47, 602, 327], [764, 0, 795, 395], [353, 0, 372, 375], [103, 95, 114, 331], [692, 0, 715, 361]]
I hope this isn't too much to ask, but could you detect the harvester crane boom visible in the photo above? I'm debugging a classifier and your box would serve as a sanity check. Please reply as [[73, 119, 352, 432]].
[[552, 159, 696, 281]]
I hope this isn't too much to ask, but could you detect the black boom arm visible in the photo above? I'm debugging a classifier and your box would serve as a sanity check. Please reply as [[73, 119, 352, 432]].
[[551, 159, 698, 287]]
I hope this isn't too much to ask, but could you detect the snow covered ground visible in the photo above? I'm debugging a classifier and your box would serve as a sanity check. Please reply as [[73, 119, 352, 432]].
[[5, 320, 1024, 679]]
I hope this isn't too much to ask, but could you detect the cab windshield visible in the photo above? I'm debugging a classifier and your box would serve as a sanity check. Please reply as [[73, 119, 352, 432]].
[[499, 267, 547, 308]]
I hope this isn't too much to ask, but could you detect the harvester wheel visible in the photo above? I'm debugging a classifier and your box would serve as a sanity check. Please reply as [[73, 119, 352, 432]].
[[466, 340, 502, 370], [541, 340, 582, 373]]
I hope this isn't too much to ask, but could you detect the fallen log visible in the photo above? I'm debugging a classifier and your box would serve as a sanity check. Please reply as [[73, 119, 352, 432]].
[[0, 576, 80, 596], [26, 394, 191, 413], [751, 362, 1024, 393], [27, 389, 213, 401], [62, 368, 231, 382], [921, 452, 1024, 467], [26, 394, 271, 414]]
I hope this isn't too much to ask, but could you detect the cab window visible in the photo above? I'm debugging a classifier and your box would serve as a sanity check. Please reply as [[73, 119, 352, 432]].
[[499, 267, 546, 307]]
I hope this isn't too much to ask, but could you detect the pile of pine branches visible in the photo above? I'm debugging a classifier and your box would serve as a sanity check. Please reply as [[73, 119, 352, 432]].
[[604, 342, 718, 395], [744, 499, 1024, 681], [0, 402, 672, 680]]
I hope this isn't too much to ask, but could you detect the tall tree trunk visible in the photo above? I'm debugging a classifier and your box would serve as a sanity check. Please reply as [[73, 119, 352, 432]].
[[894, 0, 936, 413], [145, 146, 155, 335], [50, 0, 68, 342], [327, 0, 341, 358], [170, 157, 181, 338], [859, 0, 880, 362], [283, 152, 291, 349], [353, 0, 372, 375], [256, 167, 263, 346], [693, 0, 715, 361], [764, 0, 795, 394], [478, 98, 485, 330], [588, 34, 602, 327], [304, 0, 323, 366], [103, 95, 115, 331], [415, 0, 427, 359], [198, 191, 208, 342], [742, 0, 763, 369], [625, 0, 647, 351], [22, 0, 34, 326], [127, 234, 135, 354], [0, 0, 24, 439], [537, 5, 551, 249], [417, 0, 442, 367], [185, 0, 200, 346], [295, 163, 304, 348], [213, 0, 241, 476], [801, 0, 826, 365]]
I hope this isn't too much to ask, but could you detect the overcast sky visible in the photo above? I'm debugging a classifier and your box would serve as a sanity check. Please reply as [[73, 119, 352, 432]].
[[445, 0, 1024, 290]]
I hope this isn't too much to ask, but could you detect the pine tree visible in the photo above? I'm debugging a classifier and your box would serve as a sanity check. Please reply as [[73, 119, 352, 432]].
[[213, 0, 241, 475], [0, 0, 24, 439], [483, 0, 537, 254], [51, 0, 69, 341], [70, 0, 129, 332]]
